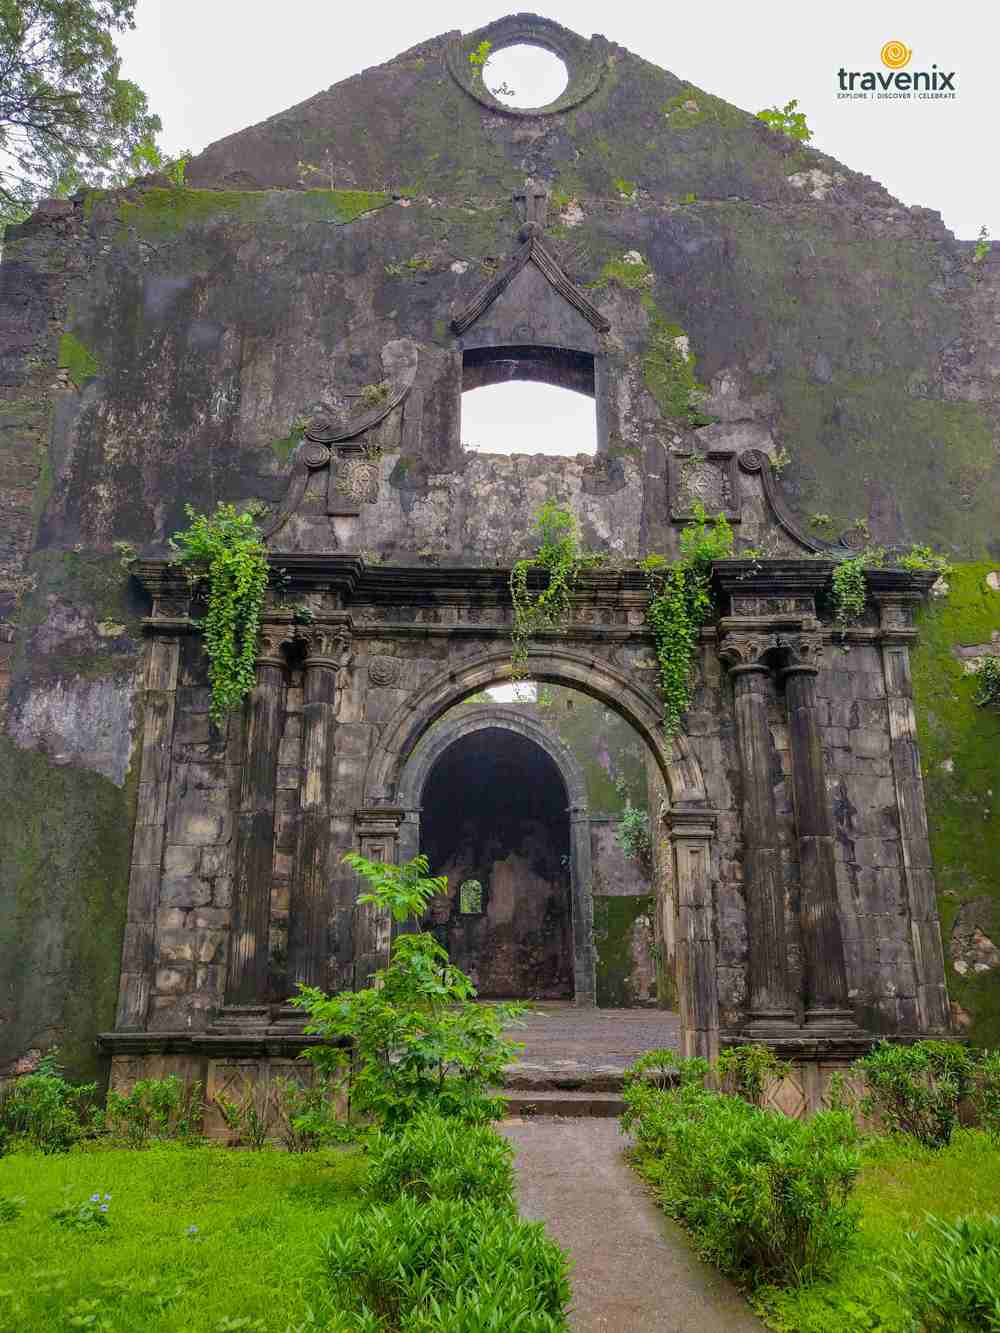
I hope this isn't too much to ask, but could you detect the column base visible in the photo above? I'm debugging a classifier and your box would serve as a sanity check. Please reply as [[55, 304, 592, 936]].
[[743, 1011, 801, 1038], [803, 1006, 860, 1034]]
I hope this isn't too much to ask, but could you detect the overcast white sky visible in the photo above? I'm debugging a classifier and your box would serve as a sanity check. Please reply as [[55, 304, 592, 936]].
[[114, 2, 996, 461]]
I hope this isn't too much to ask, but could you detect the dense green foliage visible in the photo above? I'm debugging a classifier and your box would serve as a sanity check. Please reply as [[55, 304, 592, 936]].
[[365, 1110, 516, 1207], [94, 1074, 202, 1147], [0, 1053, 95, 1153], [623, 1076, 861, 1288], [890, 1213, 1000, 1331], [170, 502, 270, 724], [852, 1040, 975, 1149], [754, 1130, 1000, 1332], [510, 502, 602, 679], [643, 503, 733, 734], [293, 853, 525, 1128], [974, 656, 1000, 708], [323, 1194, 571, 1332], [716, 1044, 792, 1108], [0, 0, 161, 229]]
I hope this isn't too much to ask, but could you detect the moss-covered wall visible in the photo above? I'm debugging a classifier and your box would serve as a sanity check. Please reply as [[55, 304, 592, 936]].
[[913, 563, 1000, 1046], [594, 894, 656, 1007]]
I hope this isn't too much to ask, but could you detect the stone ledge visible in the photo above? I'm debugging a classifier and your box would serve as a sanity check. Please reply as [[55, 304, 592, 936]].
[[96, 1031, 347, 1060], [720, 1031, 965, 1060]]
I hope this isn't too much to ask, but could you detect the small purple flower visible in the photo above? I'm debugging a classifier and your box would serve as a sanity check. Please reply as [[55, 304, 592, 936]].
[[103, 1194, 111, 1202], [90, 1193, 100, 1203], [186, 1224, 199, 1237], [99, 1204, 109, 1213]]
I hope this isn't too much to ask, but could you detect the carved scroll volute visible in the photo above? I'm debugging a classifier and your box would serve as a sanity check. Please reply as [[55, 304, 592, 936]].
[[778, 631, 824, 677], [718, 631, 779, 674]]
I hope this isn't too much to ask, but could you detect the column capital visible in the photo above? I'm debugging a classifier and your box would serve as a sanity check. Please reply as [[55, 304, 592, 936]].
[[777, 631, 824, 678], [297, 618, 353, 671], [718, 630, 779, 674], [664, 807, 717, 841], [257, 623, 290, 668]]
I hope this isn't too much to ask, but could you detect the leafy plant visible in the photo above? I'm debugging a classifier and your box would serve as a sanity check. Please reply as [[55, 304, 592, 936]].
[[973, 225, 991, 264], [716, 1044, 793, 1108], [0, 1051, 95, 1153], [510, 502, 602, 679], [212, 1082, 272, 1150], [852, 1040, 974, 1148], [0, 1194, 24, 1223], [973, 1049, 1000, 1142], [322, 1194, 571, 1330], [887, 1213, 1000, 1331], [468, 39, 491, 70], [973, 656, 1000, 708], [625, 1082, 861, 1288], [897, 543, 951, 576], [643, 503, 733, 734], [97, 1075, 202, 1147], [831, 548, 885, 632], [756, 98, 813, 141], [293, 854, 526, 1128], [169, 502, 271, 724], [365, 1110, 516, 1206], [273, 1075, 349, 1152], [52, 1191, 112, 1232], [616, 802, 652, 872]]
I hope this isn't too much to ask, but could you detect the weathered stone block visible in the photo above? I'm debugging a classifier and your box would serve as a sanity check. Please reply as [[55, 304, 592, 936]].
[[160, 874, 212, 909]]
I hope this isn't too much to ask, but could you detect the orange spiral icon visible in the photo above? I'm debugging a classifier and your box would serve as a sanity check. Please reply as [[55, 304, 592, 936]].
[[880, 40, 912, 69]]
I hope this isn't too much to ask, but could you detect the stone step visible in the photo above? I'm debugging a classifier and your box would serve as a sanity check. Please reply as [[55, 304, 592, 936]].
[[503, 1090, 625, 1118], [502, 1065, 628, 1092]]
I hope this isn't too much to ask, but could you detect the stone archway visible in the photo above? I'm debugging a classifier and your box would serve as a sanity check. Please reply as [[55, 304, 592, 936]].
[[361, 646, 719, 1057], [397, 706, 596, 1003]]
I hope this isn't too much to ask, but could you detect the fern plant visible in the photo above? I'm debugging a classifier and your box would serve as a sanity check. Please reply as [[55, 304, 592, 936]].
[[170, 502, 270, 724]]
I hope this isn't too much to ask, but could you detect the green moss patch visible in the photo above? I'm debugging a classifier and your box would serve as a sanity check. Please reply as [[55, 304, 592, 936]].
[[117, 186, 391, 240], [912, 561, 1000, 1046], [57, 333, 100, 389], [594, 895, 654, 1006]]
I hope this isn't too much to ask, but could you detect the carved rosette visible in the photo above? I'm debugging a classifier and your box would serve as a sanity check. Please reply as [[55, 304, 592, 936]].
[[335, 457, 380, 505], [368, 655, 400, 687]]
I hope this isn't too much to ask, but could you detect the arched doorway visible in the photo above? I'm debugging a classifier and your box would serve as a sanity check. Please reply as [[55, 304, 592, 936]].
[[398, 707, 594, 1001]]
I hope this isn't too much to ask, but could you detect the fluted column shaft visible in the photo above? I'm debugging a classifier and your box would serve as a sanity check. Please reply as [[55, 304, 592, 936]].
[[730, 663, 797, 1028], [783, 656, 854, 1027], [225, 633, 287, 1006], [288, 623, 351, 991]]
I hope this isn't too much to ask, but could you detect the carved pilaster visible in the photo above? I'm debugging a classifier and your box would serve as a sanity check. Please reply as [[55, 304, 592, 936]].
[[780, 634, 857, 1031], [719, 632, 797, 1033], [665, 808, 719, 1061], [353, 807, 406, 987], [288, 619, 353, 991], [225, 626, 289, 1007], [874, 594, 950, 1031]]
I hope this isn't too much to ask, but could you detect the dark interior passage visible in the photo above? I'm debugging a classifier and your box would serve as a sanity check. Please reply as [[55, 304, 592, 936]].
[[421, 727, 573, 998]]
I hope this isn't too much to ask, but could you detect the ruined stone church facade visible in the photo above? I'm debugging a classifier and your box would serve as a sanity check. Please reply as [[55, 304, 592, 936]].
[[4, 15, 999, 1101]]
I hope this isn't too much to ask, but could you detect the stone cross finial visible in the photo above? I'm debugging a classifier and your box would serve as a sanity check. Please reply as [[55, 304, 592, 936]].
[[514, 178, 549, 228]]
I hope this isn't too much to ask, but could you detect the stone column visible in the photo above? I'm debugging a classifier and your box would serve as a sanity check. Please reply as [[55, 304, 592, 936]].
[[568, 802, 596, 1007], [666, 808, 719, 1060], [781, 633, 855, 1030], [353, 807, 405, 986], [116, 632, 181, 1029], [719, 632, 797, 1031], [224, 627, 288, 1008], [875, 593, 950, 1031], [288, 621, 352, 992]]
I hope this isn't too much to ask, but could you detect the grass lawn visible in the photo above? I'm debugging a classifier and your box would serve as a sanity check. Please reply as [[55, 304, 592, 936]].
[[754, 1128, 1000, 1332], [0, 1143, 368, 1331]]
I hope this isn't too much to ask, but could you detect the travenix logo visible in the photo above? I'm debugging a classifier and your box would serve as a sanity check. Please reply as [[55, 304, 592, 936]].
[[837, 42, 956, 100]]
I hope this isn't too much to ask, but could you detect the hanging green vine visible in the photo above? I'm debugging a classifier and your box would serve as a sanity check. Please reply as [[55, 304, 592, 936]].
[[509, 501, 602, 679], [830, 544, 950, 634], [170, 502, 270, 724], [643, 504, 733, 735]]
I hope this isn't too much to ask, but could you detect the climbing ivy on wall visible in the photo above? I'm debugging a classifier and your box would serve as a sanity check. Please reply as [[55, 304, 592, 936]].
[[831, 544, 950, 632], [170, 503, 270, 724], [509, 502, 602, 679], [644, 504, 733, 735]]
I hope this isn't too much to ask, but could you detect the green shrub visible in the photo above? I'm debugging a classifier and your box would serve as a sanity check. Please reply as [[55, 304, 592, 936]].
[[323, 1194, 571, 1330], [888, 1213, 1000, 1331], [365, 1111, 515, 1207], [716, 1044, 793, 1108], [97, 1075, 203, 1146], [293, 854, 526, 1129], [972, 1050, 1000, 1144], [0, 1052, 95, 1153], [853, 1040, 974, 1148], [0, 1195, 24, 1223], [626, 1084, 861, 1287], [273, 1075, 350, 1152]]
